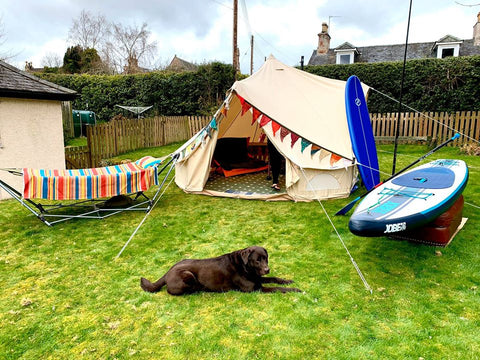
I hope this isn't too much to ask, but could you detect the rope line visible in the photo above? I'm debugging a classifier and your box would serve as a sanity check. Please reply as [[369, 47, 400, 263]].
[[370, 87, 480, 145], [114, 162, 177, 260], [298, 167, 372, 293]]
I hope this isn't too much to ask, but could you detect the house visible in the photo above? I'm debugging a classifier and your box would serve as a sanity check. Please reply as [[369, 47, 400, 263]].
[[166, 55, 198, 72], [123, 56, 150, 74], [0, 60, 77, 200], [308, 12, 480, 66]]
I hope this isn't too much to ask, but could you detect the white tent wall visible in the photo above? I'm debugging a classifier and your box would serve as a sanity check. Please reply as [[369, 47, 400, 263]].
[[175, 130, 219, 192], [174, 55, 368, 201]]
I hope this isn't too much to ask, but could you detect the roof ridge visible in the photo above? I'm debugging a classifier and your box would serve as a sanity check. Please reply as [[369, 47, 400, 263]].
[[0, 59, 76, 95]]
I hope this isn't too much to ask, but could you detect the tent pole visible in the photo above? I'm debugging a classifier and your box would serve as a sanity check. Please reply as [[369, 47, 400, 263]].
[[392, 0, 413, 175]]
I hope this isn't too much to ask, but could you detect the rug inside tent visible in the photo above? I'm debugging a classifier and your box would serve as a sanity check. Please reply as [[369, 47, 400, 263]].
[[204, 171, 286, 196]]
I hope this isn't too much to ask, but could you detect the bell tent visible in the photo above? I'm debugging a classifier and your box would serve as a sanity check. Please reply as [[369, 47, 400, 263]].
[[173, 55, 369, 201]]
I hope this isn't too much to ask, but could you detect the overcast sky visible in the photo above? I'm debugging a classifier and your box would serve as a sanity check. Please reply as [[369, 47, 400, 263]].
[[1, 0, 479, 73]]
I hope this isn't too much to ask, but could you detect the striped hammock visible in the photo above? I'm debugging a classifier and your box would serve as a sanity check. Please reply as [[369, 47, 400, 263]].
[[23, 156, 162, 200]]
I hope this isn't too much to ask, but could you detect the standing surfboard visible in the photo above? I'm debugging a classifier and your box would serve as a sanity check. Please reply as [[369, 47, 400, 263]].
[[345, 75, 380, 191], [349, 159, 468, 237]]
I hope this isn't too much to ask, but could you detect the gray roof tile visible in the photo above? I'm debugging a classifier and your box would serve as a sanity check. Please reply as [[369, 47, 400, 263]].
[[0, 60, 76, 100]]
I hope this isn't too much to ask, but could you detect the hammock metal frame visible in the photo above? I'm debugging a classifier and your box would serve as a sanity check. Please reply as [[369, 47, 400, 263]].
[[0, 156, 177, 227]]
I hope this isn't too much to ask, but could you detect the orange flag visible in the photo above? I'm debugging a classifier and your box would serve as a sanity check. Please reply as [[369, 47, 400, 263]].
[[271, 121, 281, 136]]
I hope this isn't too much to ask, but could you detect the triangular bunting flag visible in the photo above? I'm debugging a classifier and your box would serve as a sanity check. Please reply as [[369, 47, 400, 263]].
[[271, 121, 281, 136], [301, 138, 311, 153], [259, 133, 266, 143], [280, 127, 290, 142], [236, 93, 245, 105], [242, 102, 251, 116], [221, 107, 228, 117], [210, 117, 217, 130], [311, 145, 321, 156], [330, 153, 343, 166], [290, 133, 300, 148], [259, 114, 272, 127], [251, 108, 261, 125]]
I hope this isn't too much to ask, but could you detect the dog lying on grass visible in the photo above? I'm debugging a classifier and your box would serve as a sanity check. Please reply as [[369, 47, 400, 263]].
[[140, 246, 301, 295]]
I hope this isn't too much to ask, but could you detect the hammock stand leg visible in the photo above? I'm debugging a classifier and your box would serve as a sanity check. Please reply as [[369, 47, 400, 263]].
[[0, 155, 178, 227], [0, 178, 52, 226]]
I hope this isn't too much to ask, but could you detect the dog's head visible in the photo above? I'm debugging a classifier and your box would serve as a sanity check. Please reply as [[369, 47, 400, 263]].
[[239, 246, 270, 276]]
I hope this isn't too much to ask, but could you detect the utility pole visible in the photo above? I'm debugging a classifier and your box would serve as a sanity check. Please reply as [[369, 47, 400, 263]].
[[233, 0, 240, 78], [250, 35, 254, 75]]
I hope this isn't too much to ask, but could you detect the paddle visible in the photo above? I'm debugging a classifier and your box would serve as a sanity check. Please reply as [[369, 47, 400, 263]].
[[335, 133, 461, 216]]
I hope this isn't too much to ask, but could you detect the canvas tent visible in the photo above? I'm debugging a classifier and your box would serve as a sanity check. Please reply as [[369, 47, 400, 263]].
[[174, 55, 369, 201]]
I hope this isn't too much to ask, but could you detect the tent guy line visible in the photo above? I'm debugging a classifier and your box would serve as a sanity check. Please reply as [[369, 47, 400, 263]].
[[115, 154, 179, 260], [370, 87, 480, 145], [299, 166, 372, 293]]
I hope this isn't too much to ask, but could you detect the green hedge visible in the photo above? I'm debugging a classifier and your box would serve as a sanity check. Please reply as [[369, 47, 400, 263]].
[[40, 56, 480, 121], [303, 55, 480, 113], [39, 62, 236, 121]]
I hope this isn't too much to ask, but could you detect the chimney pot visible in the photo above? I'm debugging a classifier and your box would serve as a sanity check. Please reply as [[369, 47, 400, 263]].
[[474, 12, 480, 46], [317, 22, 331, 54]]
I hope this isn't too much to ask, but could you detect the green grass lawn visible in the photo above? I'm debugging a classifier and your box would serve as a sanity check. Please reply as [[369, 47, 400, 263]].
[[65, 137, 88, 147], [1, 143, 479, 359]]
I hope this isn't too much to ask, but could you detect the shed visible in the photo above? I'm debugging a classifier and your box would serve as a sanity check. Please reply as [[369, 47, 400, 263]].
[[0, 60, 77, 200]]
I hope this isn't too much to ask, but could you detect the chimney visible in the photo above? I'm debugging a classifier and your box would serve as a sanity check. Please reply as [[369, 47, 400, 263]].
[[474, 12, 480, 46], [317, 22, 331, 54]]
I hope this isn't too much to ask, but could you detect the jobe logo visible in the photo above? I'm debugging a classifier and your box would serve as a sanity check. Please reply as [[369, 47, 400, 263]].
[[384, 222, 407, 233]]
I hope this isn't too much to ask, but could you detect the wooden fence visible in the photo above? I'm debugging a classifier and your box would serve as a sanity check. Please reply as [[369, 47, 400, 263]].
[[65, 111, 480, 169], [65, 115, 209, 169], [371, 110, 480, 147]]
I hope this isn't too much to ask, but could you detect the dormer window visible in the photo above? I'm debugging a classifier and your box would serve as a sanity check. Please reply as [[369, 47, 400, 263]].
[[433, 35, 462, 59], [336, 51, 354, 64], [333, 42, 359, 65]]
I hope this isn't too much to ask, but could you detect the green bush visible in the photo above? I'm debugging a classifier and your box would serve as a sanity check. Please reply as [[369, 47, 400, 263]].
[[40, 56, 480, 120], [303, 55, 480, 113], [39, 62, 236, 121]]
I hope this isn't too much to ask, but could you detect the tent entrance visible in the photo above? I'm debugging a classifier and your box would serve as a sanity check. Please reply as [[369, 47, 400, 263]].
[[203, 171, 290, 200]]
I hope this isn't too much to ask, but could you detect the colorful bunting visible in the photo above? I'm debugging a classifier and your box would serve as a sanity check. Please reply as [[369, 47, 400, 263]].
[[311, 145, 321, 156], [221, 107, 228, 117], [330, 153, 343, 166], [271, 121, 281, 136], [280, 127, 290, 142], [290, 133, 300, 147], [210, 117, 217, 130], [259, 114, 271, 127], [251, 108, 261, 125], [300, 138, 311, 153], [234, 92, 330, 159], [259, 133, 266, 143]]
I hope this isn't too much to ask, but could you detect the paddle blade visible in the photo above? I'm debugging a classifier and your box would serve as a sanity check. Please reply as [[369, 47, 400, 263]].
[[335, 196, 361, 216]]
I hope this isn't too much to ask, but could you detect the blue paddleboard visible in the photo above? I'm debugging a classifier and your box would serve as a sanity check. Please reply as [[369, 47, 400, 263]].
[[349, 159, 468, 237], [345, 75, 380, 191]]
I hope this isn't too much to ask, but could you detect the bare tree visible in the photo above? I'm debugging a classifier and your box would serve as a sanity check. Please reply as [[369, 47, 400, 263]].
[[41, 52, 62, 67], [0, 15, 9, 61], [67, 10, 109, 50], [106, 22, 157, 74]]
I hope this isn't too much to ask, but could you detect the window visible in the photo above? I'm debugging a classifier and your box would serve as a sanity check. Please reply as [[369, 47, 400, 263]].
[[436, 42, 461, 59], [441, 48, 454, 58], [339, 54, 351, 64], [335, 51, 354, 65]]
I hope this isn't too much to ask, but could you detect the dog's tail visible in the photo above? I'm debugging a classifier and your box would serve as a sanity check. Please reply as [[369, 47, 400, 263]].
[[140, 276, 166, 293]]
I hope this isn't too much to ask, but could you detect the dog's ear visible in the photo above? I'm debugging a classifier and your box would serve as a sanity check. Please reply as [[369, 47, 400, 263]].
[[240, 248, 253, 265]]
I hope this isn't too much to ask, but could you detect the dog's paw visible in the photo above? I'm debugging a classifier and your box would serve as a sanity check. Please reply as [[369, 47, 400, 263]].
[[140, 277, 152, 292], [278, 279, 294, 285]]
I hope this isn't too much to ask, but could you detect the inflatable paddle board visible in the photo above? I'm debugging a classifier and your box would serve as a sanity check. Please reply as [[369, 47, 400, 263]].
[[349, 159, 468, 237], [345, 75, 380, 191]]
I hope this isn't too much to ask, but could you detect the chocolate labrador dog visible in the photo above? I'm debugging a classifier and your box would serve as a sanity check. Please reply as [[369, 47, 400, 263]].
[[140, 246, 301, 295]]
